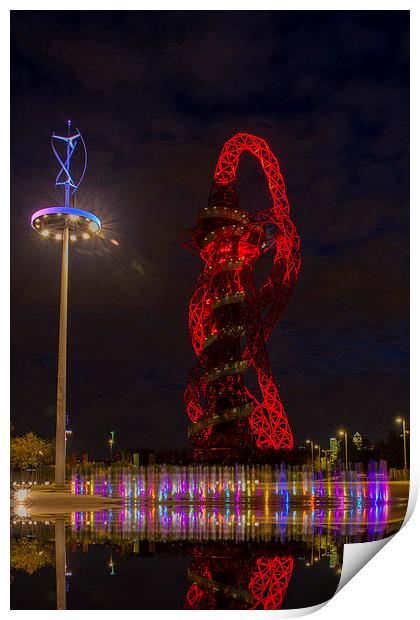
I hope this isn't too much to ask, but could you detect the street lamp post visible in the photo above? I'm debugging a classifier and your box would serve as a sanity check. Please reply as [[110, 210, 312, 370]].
[[396, 416, 409, 470], [55, 221, 69, 488], [339, 430, 348, 470], [306, 439, 314, 471], [65, 430, 72, 464], [109, 431, 115, 462], [314, 444, 321, 472], [31, 122, 101, 489], [321, 449, 330, 478]]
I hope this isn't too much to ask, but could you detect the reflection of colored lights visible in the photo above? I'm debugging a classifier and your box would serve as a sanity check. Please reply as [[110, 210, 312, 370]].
[[17, 505, 29, 517], [30, 494, 390, 571]]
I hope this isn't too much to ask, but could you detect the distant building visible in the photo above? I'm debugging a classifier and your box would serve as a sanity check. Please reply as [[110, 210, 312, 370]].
[[352, 432, 363, 451], [330, 437, 339, 457], [329, 437, 339, 465], [129, 448, 155, 466], [329, 544, 339, 569]]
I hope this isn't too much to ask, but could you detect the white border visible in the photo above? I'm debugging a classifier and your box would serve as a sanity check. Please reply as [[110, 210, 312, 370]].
[[3, 3, 416, 618]]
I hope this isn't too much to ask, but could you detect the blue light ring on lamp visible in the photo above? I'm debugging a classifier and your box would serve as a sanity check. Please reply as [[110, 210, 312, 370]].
[[31, 206, 101, 235]]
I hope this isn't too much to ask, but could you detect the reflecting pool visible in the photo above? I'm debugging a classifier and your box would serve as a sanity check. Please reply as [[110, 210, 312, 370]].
[[11, 466, 408, 610]]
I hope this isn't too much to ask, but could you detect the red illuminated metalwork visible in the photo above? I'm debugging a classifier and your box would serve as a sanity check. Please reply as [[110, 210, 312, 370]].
[[185, 133, 301, 458], [185, 583, 205, 609], [185, 548, 294, 609], [248, 556, 294, 609], [185, 559, 217, 609]]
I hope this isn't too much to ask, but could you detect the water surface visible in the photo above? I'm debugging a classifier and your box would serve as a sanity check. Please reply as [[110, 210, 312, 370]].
[[11, 466, 408, 610]]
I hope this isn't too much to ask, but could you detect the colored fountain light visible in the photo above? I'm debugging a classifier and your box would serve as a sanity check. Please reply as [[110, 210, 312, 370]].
[[30, 121, 101, 489], [72, 464, 391, 510], [185, 133, 301, 459]]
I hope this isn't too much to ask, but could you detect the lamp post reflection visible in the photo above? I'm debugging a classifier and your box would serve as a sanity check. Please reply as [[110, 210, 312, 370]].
[[108, 549, 116, 576], [55, 517, 66, 610]]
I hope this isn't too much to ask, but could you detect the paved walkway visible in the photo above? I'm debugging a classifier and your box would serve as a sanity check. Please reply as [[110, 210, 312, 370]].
[[25, 484, 121, 517]]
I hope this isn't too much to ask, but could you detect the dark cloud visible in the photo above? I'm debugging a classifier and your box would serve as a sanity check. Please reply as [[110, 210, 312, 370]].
[[11, 11, 409, 455]]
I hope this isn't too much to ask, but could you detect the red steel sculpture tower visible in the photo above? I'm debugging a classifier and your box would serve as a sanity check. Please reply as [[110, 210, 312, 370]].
[[185, 133, 301, 459]]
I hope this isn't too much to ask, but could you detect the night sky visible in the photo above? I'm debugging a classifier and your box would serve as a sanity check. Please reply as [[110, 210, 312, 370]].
[[11, 11, 409, 458]]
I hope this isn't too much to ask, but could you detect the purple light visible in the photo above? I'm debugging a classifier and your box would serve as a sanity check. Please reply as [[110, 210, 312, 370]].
[[31, 205, 101, 232]]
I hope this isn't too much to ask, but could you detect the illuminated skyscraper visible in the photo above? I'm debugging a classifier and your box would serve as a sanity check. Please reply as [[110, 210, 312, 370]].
[[352, 432, 363, 451], [329, 437, 339, 462]]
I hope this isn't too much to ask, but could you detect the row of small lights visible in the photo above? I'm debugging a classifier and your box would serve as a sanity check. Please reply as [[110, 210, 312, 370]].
[[39, 230, 91, 241], [34, 213, 98, 241], [206, 290, 245, 305]]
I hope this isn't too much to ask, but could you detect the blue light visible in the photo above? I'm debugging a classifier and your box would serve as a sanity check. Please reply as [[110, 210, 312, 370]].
[[31, 206, 101, 232]]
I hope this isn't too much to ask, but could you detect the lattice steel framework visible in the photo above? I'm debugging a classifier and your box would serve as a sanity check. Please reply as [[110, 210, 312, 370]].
[[248, 556, 294, 609], [185, 133, 301, 459], [185, 547, 294, 609]]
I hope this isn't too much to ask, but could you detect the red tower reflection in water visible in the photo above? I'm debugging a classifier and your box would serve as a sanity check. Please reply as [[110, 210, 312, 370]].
[[185, 547, 294, 610], [185, 133, 301, 459]]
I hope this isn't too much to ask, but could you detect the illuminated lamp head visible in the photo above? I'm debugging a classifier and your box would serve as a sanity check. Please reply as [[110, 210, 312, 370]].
[[16, 488, 29, 502], [31, 206, 101, 242]]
